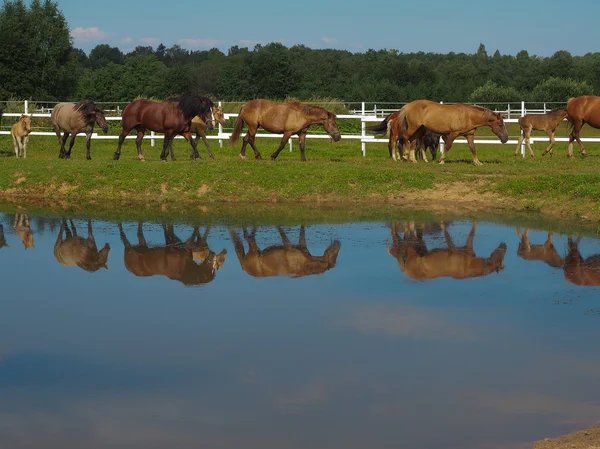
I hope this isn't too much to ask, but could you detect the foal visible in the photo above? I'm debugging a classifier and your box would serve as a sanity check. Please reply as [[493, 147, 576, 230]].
[[11, 115, 31, 159]]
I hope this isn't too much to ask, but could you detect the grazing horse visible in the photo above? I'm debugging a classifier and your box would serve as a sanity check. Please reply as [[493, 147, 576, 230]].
[[54, 219, 111, 272], [565, 96, 600, 158], [229, 226, 341, 278], [113, 95, 215, 162], [514, 109, 569, 158], [516, 228, 564, 268], [118, 222, 227, 286], [229, 99, 341, 161], [51, 101, 108, 160], [388, 221, 506, 280], [563, 236, 600, 286], [13, 213, 34, 249], [11, 115, 31, 159], [392, 100, 508, 166]]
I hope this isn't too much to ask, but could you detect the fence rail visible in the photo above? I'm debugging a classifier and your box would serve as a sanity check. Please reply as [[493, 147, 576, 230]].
[[1, 100, 598, 158]]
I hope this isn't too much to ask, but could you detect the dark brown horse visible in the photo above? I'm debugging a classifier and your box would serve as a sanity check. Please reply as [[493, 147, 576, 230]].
[[229, 226, 341, 278], [564, 236, 600, 286], [165, 106, 226, 160], [514, 109, 568, 158], [51, 101, 108, 160], [388, 221, 506, 280], [54, 219, 111, 272], [113, 95, 215, 162], [118, 222, 226, 286], [229, 99, 341, 161], [565, 96, 600, 157], [393, 100, 508, 166], [516, 228, 564, 268]]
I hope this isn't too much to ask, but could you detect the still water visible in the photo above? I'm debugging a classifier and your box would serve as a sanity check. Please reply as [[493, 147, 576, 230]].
[[0, 211, 599, 449]]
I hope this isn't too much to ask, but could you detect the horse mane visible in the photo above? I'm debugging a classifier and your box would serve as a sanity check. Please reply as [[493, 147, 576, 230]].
[[175, 95, 214, 121], [470, 104, 502, 121], [288, 102, 330, 118], [74, 100, 99, 118]]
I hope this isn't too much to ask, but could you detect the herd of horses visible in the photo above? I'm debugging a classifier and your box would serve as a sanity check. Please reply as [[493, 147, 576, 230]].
[[4, 94, 600, 164], [1, 217, 598, 286]]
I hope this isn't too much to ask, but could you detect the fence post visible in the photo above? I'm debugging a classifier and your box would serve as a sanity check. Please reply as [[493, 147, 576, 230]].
[[543, 102, 547, 114], [218, 100, 223, 149], [439, 101, 445, 156], [24, 100, 28, 115], [507, 103, 511, 120], [520, 100, 526, 158], [151, 130, 155, 147], [289, 137, 293, 152], [361, 101, 366, 157]]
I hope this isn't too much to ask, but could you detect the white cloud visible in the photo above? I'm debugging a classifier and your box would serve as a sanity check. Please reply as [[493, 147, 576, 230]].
[[140, 37, 159, 46], [321, 37, 337, 45], [177, 38, 222, 49], [121, 36, 134, 45], [70, 27, 105, 42]]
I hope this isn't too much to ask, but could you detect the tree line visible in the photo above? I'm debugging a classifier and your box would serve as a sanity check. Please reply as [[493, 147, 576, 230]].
[[1, 0, 598, 105]]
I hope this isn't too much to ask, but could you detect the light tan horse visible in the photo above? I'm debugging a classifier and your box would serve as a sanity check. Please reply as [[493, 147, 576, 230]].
[[563, 236, 600, 286], [11, 115, 31, 159], [54, 219, 111, 272], [565, 96, 600, 158], [229, 226, 341, 278], [514, 109, 568, 158], [388, 221, 506, 280], [229, 99, 341, 161], [394, 100, 508, 166], [516, 228, 564, 268], [118, 222, 227, 286], [13, 213, 34, 249]]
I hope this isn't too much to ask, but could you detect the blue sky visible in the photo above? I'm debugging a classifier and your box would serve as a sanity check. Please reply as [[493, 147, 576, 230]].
[[55, 0, 598, 56]]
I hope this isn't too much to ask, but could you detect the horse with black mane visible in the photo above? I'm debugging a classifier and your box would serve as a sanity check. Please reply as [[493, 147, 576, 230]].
[[51, 100, 108, 160], [113, 95, 215, 162]]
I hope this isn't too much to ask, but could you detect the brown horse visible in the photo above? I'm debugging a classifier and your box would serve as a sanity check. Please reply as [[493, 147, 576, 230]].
[[388, 221, 506, 280], [166, 105, 226, 160], [13, 213, 34, 249], [118, 222, 227, 286], [563, 236, 600, 286], [514, 109, 568, 158], [51, 101, 108, 160], [229, 99, 341, 161], [565, 96, 600, 158], [54, 219, 111, 272], [229, 226, 341, 278], [516, 228, 564, 268], [11, 114, 31, 159], [392, 100, 508, 166], [113, 95, 215, 162]]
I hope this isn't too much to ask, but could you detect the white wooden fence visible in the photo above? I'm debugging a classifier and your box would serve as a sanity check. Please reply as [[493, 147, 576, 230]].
[[1, 100, 599, 158]]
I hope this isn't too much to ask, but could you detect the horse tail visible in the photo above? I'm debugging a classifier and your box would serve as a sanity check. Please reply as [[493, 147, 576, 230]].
[[229, 112, 245, 146], [366, 116, 390, 135], [396, 108, 408, 137]]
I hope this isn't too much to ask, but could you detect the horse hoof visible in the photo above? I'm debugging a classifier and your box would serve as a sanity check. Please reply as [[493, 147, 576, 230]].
[[270, 155, 277, 161], [210, 155, 215, 160], [256, 155, 263, 160], [582, 153, 588, 158], [567, 154, 574, 159], [113, 153, 120, 161], [87, 156, 92, 161], [160, 159, 167, 163], [439, 160, 445, 165]]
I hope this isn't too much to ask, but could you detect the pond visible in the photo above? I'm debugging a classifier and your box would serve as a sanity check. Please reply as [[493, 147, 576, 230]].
[[0, 210, 599, 449]]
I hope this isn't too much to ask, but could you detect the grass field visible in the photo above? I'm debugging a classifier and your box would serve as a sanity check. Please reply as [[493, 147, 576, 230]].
[[0, 121, 599, 224]]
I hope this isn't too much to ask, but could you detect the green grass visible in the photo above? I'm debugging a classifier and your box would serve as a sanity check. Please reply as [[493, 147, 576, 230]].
[[0, 126, 599, 223]]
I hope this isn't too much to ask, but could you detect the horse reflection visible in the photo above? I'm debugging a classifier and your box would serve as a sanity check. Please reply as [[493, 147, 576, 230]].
[[388, 221, 506, 280], [229, 226, 341, 278], [118, 222, 227, 286], [564, 236, 600, 286], [516, 228, 564, 268], [0, 224, 7, 250], [13, 214, 34, 249], [54, 219, 111, 272]]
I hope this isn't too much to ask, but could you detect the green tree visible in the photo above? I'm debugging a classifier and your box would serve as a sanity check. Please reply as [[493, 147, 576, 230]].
[[530, 77, 594, 102], [469, 80, 522, 108], [89, 44, 124, 69]]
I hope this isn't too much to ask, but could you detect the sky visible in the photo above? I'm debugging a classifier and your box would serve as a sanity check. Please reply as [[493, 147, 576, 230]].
[[51, 0, 599, 56]]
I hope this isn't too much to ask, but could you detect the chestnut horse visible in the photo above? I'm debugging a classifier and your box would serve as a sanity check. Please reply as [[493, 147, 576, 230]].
[[51, 101, 108, 160], [565, 96, 600, 158], [514, 109, 568, 158], [388, 221, 507, 280], [113, 95, 215, 162], [229, 226, 341, 278], [11, 114, 31, 159], [516, 228, 564, 268], [54, 219, 111, 272], [564, 236, 600, 286], [229, 99, 341, 161], [166, 105, 226, 160], [392, 100, 508, 166]]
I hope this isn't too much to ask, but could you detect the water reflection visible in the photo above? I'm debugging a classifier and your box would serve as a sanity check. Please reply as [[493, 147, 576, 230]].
[[54, 219, 111, 272], [388, 221, 507, 280], [229, 225, 341, 278], [565, 236, 600, 286], [12, 213, 34, 249], [0, 223, 7, 250], [118, 222, 227, 286], [516, 228, 564, 268]]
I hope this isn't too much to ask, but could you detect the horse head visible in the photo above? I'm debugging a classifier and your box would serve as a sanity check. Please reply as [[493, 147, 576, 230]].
[[94, 108, 109, 133], [324, 112, 341, 142], [20, 114, 31, 133], [488, 112, 508, 144], [213, 106, 227, 128]]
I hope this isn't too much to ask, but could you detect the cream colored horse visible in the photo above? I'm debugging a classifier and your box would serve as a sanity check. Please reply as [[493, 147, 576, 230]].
[[11, 115, 31, 159], [13, 213, 34, 249], [54, 219, 110, 272]]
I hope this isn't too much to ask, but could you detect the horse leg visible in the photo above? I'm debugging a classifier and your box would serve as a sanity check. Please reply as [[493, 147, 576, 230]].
[[66, 134, 77, 159], [87, 220, 95, 245], [12, 134, 19, 158], [298, 131, 309, 161], [525, 132, 535, 158], [118, 223, 131, 248], [567, 120, 585, 158], [183, 131, 202, 160], [22, 136, 27, 159], [69, 219, 77, 237], [135, 127, 146, 161], [438, 133, 459, 165], [160, 133, 172, 161], [197, 131, 213, 159], [59, 132, 69, 159], [407, 140, 417, 163], [465, 134, 482, 166], [113, 128, 132, 161], [270, 132, 294, 161], [574, 126, 587, 157], [515, 129, 525, 157], [85, 132, 92, 160], [542, 129, 555, 157], [242, 125, 261, 160], [466, 222, 477, 251]]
